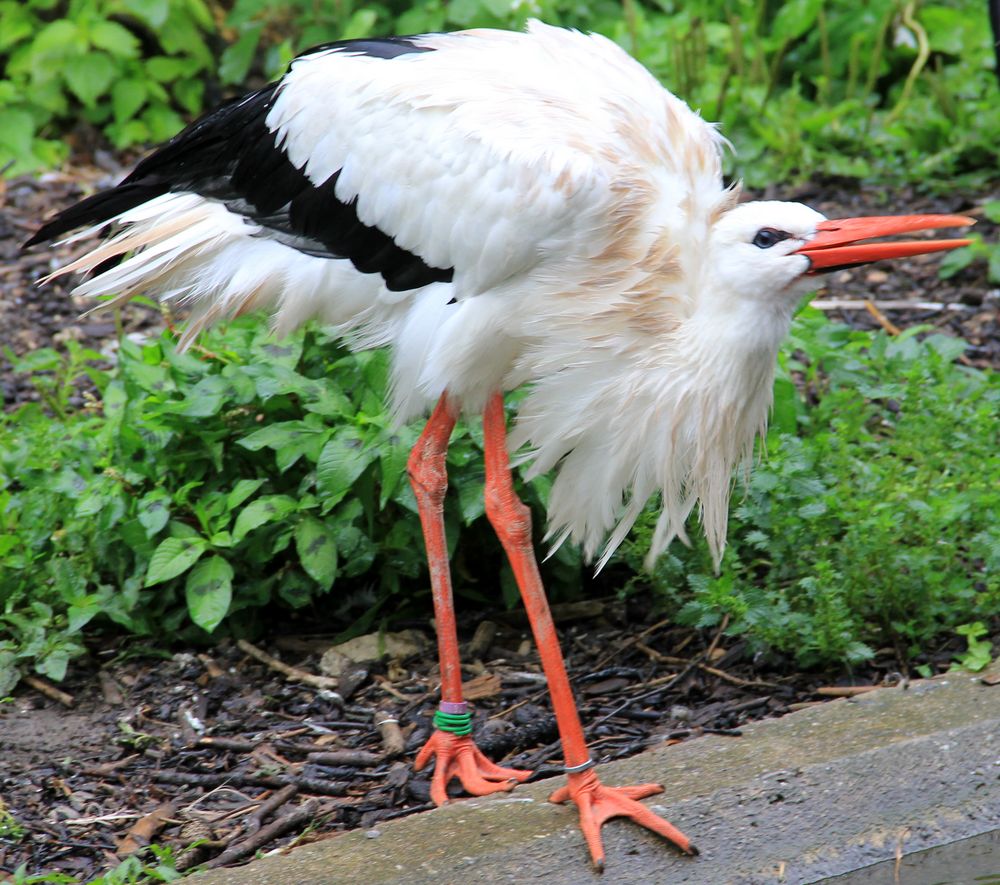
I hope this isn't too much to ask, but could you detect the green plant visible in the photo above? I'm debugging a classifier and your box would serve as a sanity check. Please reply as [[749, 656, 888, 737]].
[[0, 316, 582, 689], [951, 621, 993, 672], [939, 200, 1000, 284], [6, 845, 181, 884], [2, 308, 996, 680], [3, 1, 998, 190], [618, 308, 999, 667], [0, 0, 214, 173]]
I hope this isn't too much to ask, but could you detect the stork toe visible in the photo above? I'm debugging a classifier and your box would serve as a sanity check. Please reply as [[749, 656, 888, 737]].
[[549, 769, 697, 871], [415, 730, 531, 805]]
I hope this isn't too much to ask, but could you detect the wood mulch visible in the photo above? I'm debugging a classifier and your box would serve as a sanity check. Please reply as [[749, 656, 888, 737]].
[[0, 603, 969, 882]]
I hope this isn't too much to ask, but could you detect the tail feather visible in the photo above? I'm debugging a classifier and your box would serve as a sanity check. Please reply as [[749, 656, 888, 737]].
[[23, 183, 165, 250]]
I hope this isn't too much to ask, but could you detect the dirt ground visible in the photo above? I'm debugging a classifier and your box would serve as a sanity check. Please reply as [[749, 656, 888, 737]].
[[0, 608, 974, 882], [1, 160, 998, 881]]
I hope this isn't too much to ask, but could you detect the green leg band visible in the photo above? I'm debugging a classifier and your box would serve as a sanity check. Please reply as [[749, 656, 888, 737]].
[[434, 709, 473, 736]]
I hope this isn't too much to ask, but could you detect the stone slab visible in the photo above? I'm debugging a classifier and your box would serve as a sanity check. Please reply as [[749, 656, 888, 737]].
[[192, 664, 1000, 885]]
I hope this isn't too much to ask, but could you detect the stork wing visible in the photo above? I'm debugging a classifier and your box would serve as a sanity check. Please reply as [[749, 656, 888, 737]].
[[29, 24, 723, 308]]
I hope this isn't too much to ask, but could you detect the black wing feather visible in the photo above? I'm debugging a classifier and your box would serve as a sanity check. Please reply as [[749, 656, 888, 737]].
[[25, 37, 454, 293]]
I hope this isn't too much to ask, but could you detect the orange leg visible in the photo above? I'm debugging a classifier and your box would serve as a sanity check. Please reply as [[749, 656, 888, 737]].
[[408, 394, 531, 805], [481, 392, 697, 870]]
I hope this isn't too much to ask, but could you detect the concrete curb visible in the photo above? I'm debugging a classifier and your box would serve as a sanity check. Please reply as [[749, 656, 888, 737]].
[[192, 665, 1000, 885]]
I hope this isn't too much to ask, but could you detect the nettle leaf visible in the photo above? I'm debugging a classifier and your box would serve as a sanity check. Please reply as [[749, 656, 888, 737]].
[[64, 52, 117, 108], [111, 78, 147, 122], [295, 516, 338, 590], [146, 536, 207, 586], [185, 556, 233, 632], [121, 0, 170, 28], [771, 0, 823, 43], [232, 494, 298, 542], [90, 20, 140, 58], [316, 429, 376, 508]]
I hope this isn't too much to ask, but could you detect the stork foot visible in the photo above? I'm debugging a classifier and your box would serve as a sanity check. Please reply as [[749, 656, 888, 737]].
[[549, 769, 697, 871], [414, 731, 532, 806]]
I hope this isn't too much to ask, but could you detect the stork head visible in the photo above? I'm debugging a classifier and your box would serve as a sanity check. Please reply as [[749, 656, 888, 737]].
[[708, 200, 973, 308]]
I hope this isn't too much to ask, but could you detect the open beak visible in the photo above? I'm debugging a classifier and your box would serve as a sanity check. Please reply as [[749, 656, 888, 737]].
[[794, 214, 974, 274]]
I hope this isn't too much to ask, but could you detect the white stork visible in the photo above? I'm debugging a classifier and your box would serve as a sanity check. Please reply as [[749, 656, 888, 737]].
[[27, 21, 971, 870]]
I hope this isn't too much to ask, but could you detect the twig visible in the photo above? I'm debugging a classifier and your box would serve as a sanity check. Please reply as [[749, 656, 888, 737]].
[[635, 644, 780, 688], [22, 674, 74, 707], [705, 613, 731, 660], [202, 799, 320, 869], [153, 771, 349, 796], [813, 299, 974, 312], [815, 684, 879, 698], [864, 299, 902, 335], [197, 736, 258, 753], [236, 639, 341, 693], [246, 784, 298, 834], [306, 750, 382, 767]]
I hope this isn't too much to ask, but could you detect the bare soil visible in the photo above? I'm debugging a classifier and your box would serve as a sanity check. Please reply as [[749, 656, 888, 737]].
[[0, 160, 997, 881]]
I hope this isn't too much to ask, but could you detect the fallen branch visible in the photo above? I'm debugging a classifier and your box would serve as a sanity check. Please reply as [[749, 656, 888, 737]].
[[153, 771, 349, 796], [306, 749, 383, 767], [22, 674, 74, 708], [202, 799, 320, 869], [236, 639, 342, 694], [815, 685, 879, 698], [246, 784, 298, 834]]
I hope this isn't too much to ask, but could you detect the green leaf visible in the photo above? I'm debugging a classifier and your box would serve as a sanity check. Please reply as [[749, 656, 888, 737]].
[[0, 109, 35, 158], [227, 479, 266, 511], [112, 78, 147, 123], [239, 421, 323, 452], [295, 517, 338, 590], [138, 490, 171, 538], [63, 53, 117, 107], [771, 0, 822, 42], [32, 19, 80, 56], [146, 536, 207, 586], [90, 20, 140, 58], [341, 9, 377, 40], [185, 556, 233, 632], [120, 0, 170, 28], [316, 429, 375, 508], [219, 24, 262, 85], [232, 494, 298, 542]]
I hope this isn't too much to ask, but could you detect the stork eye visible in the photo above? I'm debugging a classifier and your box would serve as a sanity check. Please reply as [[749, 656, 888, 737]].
[[752, 228, 790, 249]]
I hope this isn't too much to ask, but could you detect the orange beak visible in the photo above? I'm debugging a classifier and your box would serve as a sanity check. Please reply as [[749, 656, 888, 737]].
[[794, 214, 974, 274]]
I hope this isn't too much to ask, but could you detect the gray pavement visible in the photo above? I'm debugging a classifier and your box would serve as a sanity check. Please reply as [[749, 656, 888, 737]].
[[193, 664, 1000, 885]]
